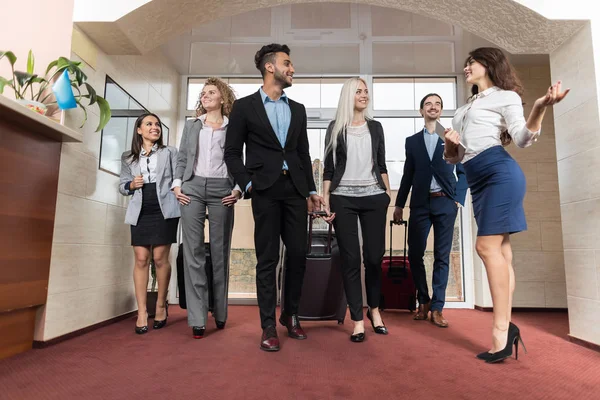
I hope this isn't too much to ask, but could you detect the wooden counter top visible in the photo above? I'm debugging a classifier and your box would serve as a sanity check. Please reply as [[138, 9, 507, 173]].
[[0, 95, 83, 143]]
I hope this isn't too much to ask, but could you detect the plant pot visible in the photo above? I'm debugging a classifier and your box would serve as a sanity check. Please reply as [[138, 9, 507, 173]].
[[16, 99, 47, 115], [146, 291, 158, 318]]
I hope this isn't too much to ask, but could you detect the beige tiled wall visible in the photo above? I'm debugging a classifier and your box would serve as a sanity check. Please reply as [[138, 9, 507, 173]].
[[34, 27, 181, 341], [471, 63, 566, 309], [551, 22, 600, 345]]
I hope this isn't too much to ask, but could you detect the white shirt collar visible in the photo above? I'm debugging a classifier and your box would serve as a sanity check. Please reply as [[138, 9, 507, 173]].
[[141, 143, 158, 156], [198, 113, 229, 128]]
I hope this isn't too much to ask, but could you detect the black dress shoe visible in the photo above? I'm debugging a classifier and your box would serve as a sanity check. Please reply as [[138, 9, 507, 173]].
[[135, 325, 148, 335], [192, 326, 205, 339], [216, 320, 226, 330], [366, 309, 388, 335], [350, 332, 365, 342]]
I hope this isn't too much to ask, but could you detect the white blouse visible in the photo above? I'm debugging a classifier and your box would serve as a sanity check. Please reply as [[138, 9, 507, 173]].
[[139, 143, 158, 183], [331, 122, 384, 197], [448, 86, 540, 164]]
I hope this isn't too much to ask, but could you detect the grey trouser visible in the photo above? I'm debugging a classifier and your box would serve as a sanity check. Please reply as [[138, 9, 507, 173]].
[[181, 176, 234, 327]]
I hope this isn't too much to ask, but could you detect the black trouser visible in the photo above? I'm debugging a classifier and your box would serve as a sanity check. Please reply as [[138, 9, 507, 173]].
[[251, 173, 308, 329], [330, 193, 390, 321]]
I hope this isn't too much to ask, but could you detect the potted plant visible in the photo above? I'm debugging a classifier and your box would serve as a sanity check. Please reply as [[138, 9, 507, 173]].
[[146, 256, 158, 318], [0, 50, 111, 132]]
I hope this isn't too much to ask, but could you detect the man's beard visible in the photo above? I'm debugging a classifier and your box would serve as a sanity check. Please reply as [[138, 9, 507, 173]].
[[274, 68, 292, 89]]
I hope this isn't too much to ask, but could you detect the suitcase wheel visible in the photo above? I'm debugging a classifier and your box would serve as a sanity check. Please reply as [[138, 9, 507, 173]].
[[337, 319, 344, 325]]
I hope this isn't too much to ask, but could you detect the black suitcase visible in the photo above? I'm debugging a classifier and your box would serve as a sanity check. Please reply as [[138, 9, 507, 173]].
[[280, 216, 347, 324], [177, 218, 214, 311]]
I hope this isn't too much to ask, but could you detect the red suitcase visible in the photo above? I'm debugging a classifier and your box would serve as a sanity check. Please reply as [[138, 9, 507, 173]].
[[379, 220, 416, 312]]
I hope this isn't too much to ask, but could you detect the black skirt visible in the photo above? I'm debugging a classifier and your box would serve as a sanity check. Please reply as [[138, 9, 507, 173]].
[[131, 183, 179, 246]]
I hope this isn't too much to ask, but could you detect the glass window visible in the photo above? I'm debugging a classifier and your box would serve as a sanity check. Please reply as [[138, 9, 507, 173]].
[[373, 78, 414, 110], [373, 77, 457, 111], [100, 77, 170, 176], [307, 128, 326, 161], [284, 78, 321, 108], [228, 78, 263, 100], [414, 78, 456, 110], [320, 79, 345, 108], [187, 78, 204, 111]]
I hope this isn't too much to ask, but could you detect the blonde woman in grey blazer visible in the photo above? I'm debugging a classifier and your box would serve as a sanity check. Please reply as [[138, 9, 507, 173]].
[[172, 77, 240, 339], [119, 112, 180, 335]]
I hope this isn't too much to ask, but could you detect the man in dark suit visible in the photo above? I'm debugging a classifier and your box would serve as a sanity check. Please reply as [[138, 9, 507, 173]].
[[393, 93, 468, 328], [225, 44, 324, 351]]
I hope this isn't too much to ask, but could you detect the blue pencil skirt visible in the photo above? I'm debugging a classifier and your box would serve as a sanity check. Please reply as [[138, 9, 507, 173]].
[[463, 145, 527, 236]]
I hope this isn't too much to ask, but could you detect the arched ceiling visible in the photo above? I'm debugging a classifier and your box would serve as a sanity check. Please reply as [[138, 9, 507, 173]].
[[75, 0, 585, 55]]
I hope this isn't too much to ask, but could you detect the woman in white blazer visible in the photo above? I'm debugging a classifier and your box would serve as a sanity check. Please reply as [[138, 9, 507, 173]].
[[119, 112, 180, 334]]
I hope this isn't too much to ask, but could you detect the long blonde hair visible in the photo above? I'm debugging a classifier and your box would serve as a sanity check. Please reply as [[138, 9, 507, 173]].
[[325, 77, 372, 158]]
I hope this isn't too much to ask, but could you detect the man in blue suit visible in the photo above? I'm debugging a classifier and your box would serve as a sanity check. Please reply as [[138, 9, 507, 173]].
[[393, 93, 468, 328]]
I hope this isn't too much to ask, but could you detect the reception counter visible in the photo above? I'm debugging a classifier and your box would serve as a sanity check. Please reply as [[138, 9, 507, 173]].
[[0, 96, 82, 359]]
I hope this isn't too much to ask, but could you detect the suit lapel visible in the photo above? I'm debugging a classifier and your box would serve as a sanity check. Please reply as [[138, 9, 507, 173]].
[[433, 137, 444, 160], [131, 159, 141, 177], [417, 130, 430, 160], [251, 91, 281, 146], [367, 120, 377, 158], [188, 119, 201, 160], [284, 101, 297, 147], [155, 147, 169, 183]]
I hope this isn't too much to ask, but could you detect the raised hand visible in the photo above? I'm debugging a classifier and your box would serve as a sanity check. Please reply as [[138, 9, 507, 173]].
[[535, 81, 570, 108]]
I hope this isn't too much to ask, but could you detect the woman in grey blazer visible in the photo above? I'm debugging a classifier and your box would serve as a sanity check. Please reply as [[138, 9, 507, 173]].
[[172, 77, 240, 339], [119, 112, 180, 334]]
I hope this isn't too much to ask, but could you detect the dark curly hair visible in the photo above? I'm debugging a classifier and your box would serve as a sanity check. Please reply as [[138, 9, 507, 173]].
[[195, 77, 236, 117], [254, 43, 291, 77], [466, 47, 524, 146]]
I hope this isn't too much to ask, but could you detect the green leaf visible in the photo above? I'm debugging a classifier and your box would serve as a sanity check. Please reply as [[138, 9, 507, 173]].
[[0, 51, 17, 66], [26, 50, 34, 75], [0, 77, 13, 94], [95, 96, 112, 132], [45, 60, 58, 76], [83, 82, 97, 105], [75, 98, 89, 129]]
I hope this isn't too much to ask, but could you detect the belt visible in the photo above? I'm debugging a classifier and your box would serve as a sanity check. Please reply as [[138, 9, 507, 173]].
[[430, 192, 446, 197], [281, 169, 289, 175]]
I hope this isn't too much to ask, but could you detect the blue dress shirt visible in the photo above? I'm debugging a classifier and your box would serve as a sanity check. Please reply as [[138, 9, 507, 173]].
[[423, 127, 442, 193]]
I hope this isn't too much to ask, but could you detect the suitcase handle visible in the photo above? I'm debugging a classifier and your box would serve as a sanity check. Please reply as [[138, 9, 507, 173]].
[[307, 213, 333, 255], [389, 220, 407, 270]]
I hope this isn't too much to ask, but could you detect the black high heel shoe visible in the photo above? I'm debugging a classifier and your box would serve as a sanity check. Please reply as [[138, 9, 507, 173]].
[[366, 308, 388, 335], [486, 322, 527, 364], [135, 312, 149, 334], [153, 304, 169, 330], [476, 322, 518, 360], [350, 332, 365, 342]]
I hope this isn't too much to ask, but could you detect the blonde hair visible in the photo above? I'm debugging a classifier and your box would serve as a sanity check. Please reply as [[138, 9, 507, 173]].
[[195, 77, 236, 117], [325, 77, 371, 157]]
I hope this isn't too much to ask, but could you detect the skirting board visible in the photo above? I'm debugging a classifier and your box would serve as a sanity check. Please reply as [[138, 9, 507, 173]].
[[474, 306, 568, 312], [33, 311, 137, 349], [568, 335, 600, 353]]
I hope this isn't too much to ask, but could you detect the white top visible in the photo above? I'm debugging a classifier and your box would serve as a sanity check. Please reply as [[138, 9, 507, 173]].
[[172, 114, 240, 192], [449, 87, 541, 164], [331, 122, 384, 197], [139, 143, 158, 183]]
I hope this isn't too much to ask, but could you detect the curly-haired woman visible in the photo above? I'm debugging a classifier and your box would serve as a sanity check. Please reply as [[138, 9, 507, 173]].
[[172, 77, 240, 339]]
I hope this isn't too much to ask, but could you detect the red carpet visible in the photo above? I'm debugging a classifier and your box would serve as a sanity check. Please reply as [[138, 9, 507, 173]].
[[0, 307, 599, 400]]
